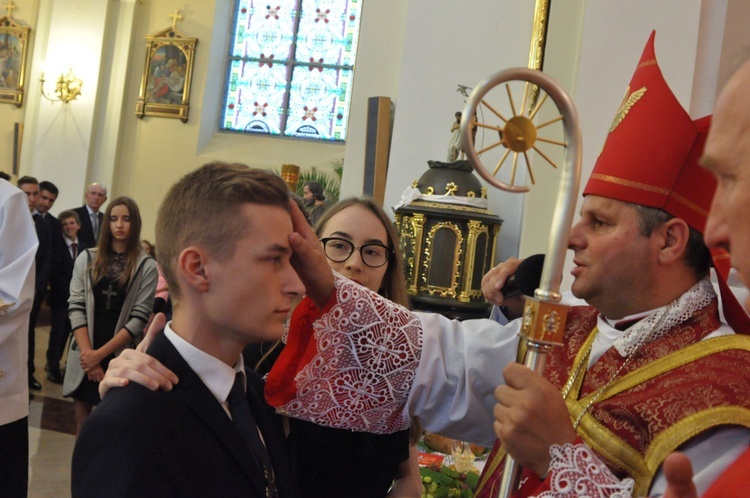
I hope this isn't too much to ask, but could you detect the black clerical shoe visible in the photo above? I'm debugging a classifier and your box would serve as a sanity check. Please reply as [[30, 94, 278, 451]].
[[47, 370, 64, 384], [29, 375, 42, 391]]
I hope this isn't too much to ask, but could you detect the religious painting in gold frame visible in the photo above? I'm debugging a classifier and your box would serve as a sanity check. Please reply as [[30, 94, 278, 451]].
[[135, 26, 197, 122], [0, 15, 31, 106]]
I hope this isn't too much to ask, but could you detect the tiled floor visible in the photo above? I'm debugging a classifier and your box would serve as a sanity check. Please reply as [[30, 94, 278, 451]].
[[27, 308, 76, 497]]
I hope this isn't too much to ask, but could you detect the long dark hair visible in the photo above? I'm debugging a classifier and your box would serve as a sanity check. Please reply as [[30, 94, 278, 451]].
[[90, 196, 143, 287], [313, 197, 410, 309]]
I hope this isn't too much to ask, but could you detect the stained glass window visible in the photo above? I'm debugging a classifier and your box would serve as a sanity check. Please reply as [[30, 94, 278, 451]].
[[222, 0, 362, 141]]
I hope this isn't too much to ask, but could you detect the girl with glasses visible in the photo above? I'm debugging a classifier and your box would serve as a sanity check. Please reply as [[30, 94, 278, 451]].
[[266, 197, 421, 497]]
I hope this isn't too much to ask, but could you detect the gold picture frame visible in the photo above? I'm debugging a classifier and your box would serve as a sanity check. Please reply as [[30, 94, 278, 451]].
[[135, 26, 197, 122], [0, 15, 31, 107]]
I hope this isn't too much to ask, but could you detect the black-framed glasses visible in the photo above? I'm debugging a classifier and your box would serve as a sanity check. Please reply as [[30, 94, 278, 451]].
[[320, 237, 392, 268]]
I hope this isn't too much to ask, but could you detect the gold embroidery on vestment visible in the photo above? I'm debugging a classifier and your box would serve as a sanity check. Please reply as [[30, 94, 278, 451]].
[[567, 334, 750, 496]]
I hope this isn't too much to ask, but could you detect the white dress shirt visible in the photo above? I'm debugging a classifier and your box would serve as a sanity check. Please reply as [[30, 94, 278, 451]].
[[163, 322, 243, 417]]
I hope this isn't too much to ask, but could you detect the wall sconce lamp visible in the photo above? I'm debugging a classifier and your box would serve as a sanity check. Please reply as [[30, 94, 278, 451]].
[[40, 69, 83, 103]]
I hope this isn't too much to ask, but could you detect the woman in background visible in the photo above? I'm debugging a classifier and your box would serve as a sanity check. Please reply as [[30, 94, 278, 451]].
[[63, 197, 157, 434], [140, 239, 156, 259]]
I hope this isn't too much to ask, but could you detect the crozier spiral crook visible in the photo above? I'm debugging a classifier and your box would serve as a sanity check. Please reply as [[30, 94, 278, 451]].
[[460, 68, 582, 498]]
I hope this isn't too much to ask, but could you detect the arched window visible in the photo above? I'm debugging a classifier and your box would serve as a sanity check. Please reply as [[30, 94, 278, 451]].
[[221, 0, 362, 142]]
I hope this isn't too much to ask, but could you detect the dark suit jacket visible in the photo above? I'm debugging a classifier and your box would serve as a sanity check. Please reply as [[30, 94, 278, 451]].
[[33, 214, 53, 292], [72, 205, 102, 249], [43, 212, 62, 244], [47, 237, 87, 308], [71, 333, 298, 498]]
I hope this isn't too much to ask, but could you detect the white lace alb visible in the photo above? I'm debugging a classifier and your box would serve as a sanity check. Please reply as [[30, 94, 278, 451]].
[[533, 443, 634, 498], [612, 278, 715, 357], [276, 272, 423, 433]]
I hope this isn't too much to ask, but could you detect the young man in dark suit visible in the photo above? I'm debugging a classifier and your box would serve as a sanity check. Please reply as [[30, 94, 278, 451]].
[[72, 163, 330, 497], [35, 181, 64, 382], [17, 176, 52, 391], [45, 210, 87, 384], [71, 182, 107, 248]]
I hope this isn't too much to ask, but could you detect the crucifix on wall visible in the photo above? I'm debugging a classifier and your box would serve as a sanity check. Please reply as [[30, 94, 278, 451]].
[[169, 9, 182, 28], [4, 0, 16, 17]]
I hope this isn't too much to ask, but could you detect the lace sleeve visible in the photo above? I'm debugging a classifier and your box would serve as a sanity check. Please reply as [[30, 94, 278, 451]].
[[533, 443, 634, 498], [275, 272, 423, 433]]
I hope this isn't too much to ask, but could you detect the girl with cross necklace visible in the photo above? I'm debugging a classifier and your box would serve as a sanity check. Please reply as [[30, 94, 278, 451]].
[[63, 196, 158, 434]]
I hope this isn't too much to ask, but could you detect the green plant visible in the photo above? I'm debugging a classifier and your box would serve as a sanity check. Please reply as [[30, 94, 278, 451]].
[[419, 466, 478, 497], [331, 157, 344, 181]]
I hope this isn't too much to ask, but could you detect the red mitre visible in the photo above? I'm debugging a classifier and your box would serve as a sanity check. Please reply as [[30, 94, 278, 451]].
[[582, 31, 715, 234], [584, 31, 749, 332]]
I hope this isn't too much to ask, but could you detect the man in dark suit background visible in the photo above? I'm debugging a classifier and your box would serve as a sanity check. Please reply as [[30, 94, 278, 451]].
[[72, 182, 107, 248], [72, 163, 318, 497], [34, 181, 65, 383], [36, 181, 61, 239], [17, 176, 52, 391], [45, 210, 87, 384]]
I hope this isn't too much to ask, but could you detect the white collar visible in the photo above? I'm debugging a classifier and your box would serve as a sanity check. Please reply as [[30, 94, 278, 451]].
[[163, 322, 244, 411], [592, 279, 716, 361]]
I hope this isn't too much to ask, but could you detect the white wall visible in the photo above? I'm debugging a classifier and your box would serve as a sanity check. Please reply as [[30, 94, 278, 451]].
[[340, 0, 409, 199], [4, 0, 403, 240], [20, 0, 117, 212], [384, 0, 539, 262]]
